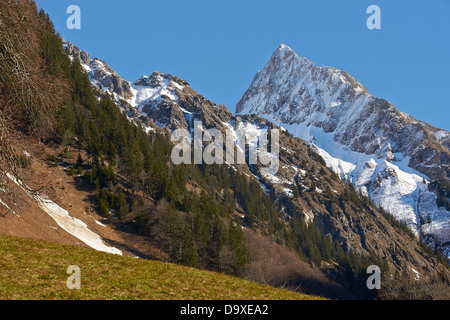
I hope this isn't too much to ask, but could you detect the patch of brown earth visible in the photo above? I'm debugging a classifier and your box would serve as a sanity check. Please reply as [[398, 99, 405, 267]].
[[0, 139, 163, 260]]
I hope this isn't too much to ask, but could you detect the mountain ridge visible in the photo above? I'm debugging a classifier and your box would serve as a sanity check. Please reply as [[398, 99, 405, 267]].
[[236, 44, 450, 258], [62, 40, 450, 272], [237, 44, 450, 177]]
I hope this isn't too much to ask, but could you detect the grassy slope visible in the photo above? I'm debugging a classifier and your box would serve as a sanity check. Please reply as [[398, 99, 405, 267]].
[[0, 235, 321, 300]]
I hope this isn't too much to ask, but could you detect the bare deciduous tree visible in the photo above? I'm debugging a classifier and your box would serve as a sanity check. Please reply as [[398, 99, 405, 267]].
[[0, 0, 68, 213], [242, 228, 348, 299]]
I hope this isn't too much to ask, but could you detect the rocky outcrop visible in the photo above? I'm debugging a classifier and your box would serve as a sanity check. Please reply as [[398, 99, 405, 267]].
[[63, 40, 90, 66], [89, 58, 134, 101], [133, 71, 233, 133], [64, 40, 134, 102]]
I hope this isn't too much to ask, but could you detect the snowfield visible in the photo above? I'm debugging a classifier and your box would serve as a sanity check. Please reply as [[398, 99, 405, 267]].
[[264, 116, 450, 246], [7, 173, 122, 255], [36, 195, 122, 255]]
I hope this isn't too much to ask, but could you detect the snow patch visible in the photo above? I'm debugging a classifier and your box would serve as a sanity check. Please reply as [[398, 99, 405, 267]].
[[6, 173, 122, 255], [22, 150, 32, 158], [36, 195, 122, 255], [95, 220, 107, 227]]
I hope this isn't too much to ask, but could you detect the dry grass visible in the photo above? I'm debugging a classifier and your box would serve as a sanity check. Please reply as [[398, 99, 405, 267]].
[[0, 235, 323, 300]]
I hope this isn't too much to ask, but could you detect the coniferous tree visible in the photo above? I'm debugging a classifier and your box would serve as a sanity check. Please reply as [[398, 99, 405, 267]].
[[228, 222, 250, 276], [114, 190, 128, 220], [75, 153, 83, 169], [181, 226, 198, 267]]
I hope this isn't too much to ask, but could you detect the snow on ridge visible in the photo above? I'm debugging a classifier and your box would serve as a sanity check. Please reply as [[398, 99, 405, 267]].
[[179, 107, 193, 115], [66, 41, 185, 116], [434, 129, 449, 142], [130, 75, 184, 112], [251, 114, 449, 246]]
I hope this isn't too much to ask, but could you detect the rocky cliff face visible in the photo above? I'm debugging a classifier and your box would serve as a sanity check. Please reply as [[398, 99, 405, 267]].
[[132, 71, 233, 133], [237, 44, 449, 181], [63, 41, 134, 101], [228, 114, 447, 275], [237, 44, 450, 257]]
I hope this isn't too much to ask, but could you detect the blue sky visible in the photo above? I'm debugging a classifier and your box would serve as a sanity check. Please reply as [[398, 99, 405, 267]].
[[39, 0, 450, 130]]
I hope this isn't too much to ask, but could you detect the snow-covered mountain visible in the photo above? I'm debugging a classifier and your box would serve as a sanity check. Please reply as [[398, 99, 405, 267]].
[[237, 44, 450, 257], [62, 40, 450, 272]]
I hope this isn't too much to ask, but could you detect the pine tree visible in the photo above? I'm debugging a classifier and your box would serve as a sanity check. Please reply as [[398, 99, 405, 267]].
[[292, 185, 300, 198], [228, 222, 250, 275], [325, 185, 336, 203], [223, 190, 235, 214], [99, 198, 109, 217], [194, 211, 208, 245], [114, 190, 128, 220], [75, 153, 83, 169], [165, 210, 183, 263], [181, 226, 198, 267]]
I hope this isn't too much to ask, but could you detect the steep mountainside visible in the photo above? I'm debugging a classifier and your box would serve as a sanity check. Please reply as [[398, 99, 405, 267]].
[[62, 41, 450, 286], [236, 44, 450, 258]]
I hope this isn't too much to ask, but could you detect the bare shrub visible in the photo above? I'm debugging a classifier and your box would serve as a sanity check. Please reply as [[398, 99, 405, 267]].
[[379, 272, 450, 300], [427, 278, 450, 300], [0, 114, 22, 216], [0, 0, 67, 139], [243, 228, 348, 299]]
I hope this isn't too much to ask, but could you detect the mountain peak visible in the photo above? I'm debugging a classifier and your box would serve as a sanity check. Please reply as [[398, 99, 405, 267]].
[[273, 43, 298, 60], [237, 45, 450, 256], [272, 44, 314, 66], [133, 71, 189, 89], [277, 43, 292, 52]]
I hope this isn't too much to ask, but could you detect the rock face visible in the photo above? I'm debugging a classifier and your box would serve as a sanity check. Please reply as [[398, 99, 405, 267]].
[[237, 44, 449, 181], [63, 41, 135, 101], [89, 57, 135, 101], [63, 40, 91, 66], [131, 71, 233, 133], [237, 44, 450, 257]]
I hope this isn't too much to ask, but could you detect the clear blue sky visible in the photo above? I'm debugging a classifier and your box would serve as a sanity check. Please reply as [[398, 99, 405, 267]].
[[38, 0, 450, 131]]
